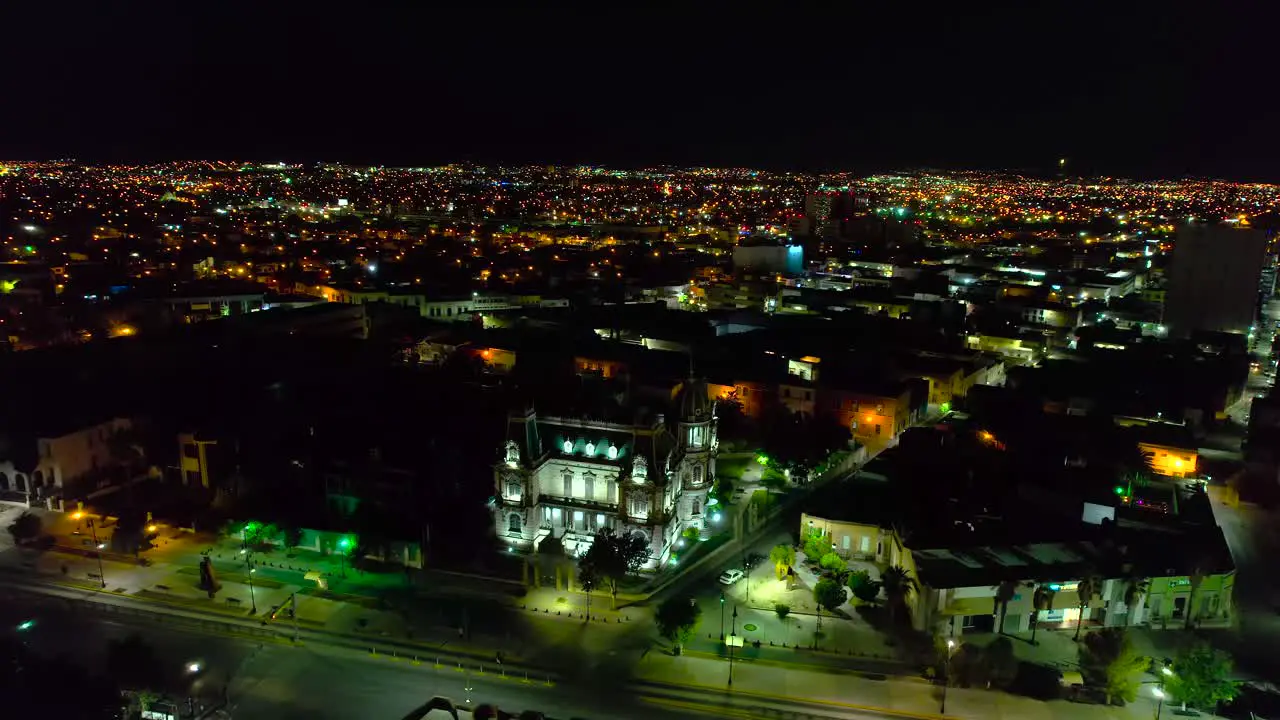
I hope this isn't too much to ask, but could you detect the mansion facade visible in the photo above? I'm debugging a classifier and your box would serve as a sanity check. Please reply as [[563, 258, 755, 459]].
[[493, 380, 717, 568]]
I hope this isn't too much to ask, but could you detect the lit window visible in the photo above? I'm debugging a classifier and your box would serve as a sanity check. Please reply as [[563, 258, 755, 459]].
[[607, 444, 618, 460], [563, 440, 573, 453], [585, 442, 595, 456]]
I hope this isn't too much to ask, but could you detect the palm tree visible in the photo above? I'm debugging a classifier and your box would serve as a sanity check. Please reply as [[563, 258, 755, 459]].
[[1185, 564, 1205, 630], [880, 565, 919, 627], [1030, 584, 1056, 646], [1123, 577, 1149, 627], [992, 580, 1022, 635], [1074, 572, 1102, 641]]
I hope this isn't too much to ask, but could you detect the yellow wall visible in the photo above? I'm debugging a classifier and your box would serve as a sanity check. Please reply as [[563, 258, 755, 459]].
[[801, 513, 884, 559], [1138, 442, 1197, 478]]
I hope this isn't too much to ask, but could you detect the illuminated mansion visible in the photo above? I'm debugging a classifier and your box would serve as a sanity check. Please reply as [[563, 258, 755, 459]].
[[493, 380, 717, 567]]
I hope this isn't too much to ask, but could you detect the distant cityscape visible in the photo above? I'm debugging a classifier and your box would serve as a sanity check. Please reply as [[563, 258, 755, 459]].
[[2, 160, 1279, 719]]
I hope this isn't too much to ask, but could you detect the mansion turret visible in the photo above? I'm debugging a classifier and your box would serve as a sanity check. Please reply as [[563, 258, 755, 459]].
[[492, 379, 717, 568]]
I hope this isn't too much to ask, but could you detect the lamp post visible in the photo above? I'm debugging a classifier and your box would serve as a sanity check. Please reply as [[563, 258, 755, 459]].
[[719, 591, 726, 640], [240, 547, 257, 614], [728, 605, 739, 688], [87, 518, 106, 588], [1152, 687, 1165, 720], [941, 638, 956, 715], [337, 536, 352, 578]]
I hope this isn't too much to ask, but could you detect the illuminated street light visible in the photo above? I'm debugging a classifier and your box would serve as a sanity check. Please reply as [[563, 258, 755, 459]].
[[186, 662, 201, 674]]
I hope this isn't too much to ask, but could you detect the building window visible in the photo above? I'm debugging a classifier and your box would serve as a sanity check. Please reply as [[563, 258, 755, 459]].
[[506, 481, 521, 500], [630, 494, 649, 518], [608, 480, 617, 503], [507, 514, 521, 533], [595, 513, 606, 530], [691, 499, 701, 516], [875, 424, 881, 436], [860, 536, 871, 553], [584, 471, 596, 500], [692, 465, 703, 486], [562, 469, 572, 496]]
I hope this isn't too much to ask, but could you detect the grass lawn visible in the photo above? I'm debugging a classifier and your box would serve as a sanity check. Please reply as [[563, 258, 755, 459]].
[[716, 456, 750, 481]]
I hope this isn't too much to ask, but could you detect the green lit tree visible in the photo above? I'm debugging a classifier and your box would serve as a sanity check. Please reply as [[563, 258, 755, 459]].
[[813, 577, 846, 634], [762, 543, 793, 576], [1166, 643, 1239, 713], [802, 532, 832, 563], [1078, 627, 1149, 705], [654, 595, 701, 655], [848, 569, 882, 604], [819, 552, 848, 577]]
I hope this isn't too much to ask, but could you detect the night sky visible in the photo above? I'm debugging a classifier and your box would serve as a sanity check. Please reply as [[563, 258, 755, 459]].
[[2, 4, 1275, 180]]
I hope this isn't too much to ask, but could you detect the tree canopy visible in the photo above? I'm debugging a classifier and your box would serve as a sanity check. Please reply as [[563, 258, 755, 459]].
[[848, 569, 882, 603], [1078, 627, 1149, 705], [813, 578, 847, 614], [654, 596, 701, 654], [7, 511, 41, 544], [1167, 643, 1239, 711], [578, 528, 649, 603]]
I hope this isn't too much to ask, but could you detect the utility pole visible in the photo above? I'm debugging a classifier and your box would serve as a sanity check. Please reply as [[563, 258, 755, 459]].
[[87, 518, 106, 588]]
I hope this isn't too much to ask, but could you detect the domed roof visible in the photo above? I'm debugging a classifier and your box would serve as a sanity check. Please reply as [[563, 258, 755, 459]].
[[677, 378, 714, 422]]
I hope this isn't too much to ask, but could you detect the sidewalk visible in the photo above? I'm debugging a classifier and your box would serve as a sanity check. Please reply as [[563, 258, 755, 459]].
[[634, 650, 1220, 720]]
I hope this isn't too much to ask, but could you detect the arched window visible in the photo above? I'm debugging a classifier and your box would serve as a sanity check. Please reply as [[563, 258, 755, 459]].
[[14, 474, 26, 493], [508, 514, 522, 533], [0, 472, 8, 491], [32, 470, 44, 488], [506, 480, 521, 500]]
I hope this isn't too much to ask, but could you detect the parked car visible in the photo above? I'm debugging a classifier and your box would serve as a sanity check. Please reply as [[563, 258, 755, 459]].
[[718, 569, 745, 585]]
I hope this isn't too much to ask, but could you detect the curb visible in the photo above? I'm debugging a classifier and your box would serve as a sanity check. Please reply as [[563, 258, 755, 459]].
[[633, 678, 947, 720]]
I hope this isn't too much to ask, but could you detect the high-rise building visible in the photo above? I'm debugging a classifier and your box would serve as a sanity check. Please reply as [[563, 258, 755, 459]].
[[1164, 224, 1267, 337]]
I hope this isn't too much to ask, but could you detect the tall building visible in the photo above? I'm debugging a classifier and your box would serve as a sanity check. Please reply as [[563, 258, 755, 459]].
[[1164, 224, 1267, 337]]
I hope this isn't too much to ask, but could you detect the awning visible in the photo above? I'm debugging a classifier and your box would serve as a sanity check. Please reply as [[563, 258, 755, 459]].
[[944, 597, 995, 616]]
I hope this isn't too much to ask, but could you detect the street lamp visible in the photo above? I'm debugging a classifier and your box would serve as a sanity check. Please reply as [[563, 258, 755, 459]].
[[247, 567, 257, 614], [941, 638, 957, 715], [337, 536, 352, 577], [728, 605, 739, 688], [719, 591, 726, 640], [1152, 686, 1165, 720], [86, 518, 106, 588]]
